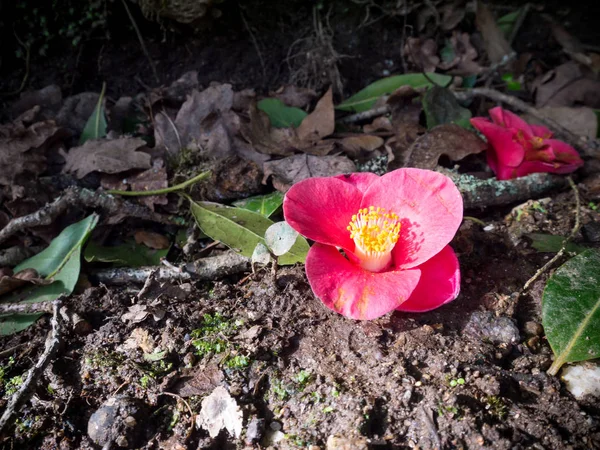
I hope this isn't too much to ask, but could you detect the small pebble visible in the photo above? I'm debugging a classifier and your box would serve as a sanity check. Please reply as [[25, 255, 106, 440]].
[[245, 418, 266, 445], [523, 321, 543, 337]]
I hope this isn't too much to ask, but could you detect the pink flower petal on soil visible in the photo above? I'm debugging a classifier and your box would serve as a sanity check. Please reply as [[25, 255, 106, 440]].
[[284, 177, 363, 250], [334, 172, 380, 194], [470, 117, 525, 168], [396, 245, 460, 312], [306, 243, 421, 320], [489, 106, 533, 135], [362, 168, 463, 270], [546, 139, 584, 166]]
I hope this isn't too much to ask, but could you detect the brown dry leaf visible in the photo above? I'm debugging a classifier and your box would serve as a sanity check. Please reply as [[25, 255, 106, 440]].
[[64, 137, 151, 178], [232, 88, 256, 111], [340, 135, 384, 158], [0, 268, 52, 296], [55, 92, 101, 134], [406, 124, 486, 169], [475, 0, 514, 65], [544, 14, 592, 68], [263, 154, 356, 192], [128, 159, 169, 210], [174, 364, 224, 398], [10, 84, 62, 119], [123, 328, 155, 354], [363, 116, 392, 133], [272, 85, 317, 108], [121, 303, 166, 324], [0, 111, 69, 186], [196, 386, 243, 438], [534, 62, 600, 108], [240, 105, 297, 156], [403, 37, 440, 73], [134, 230, 171, 249], [387, 86, 425, 169], [438, 32, 483, 75], [296, 87, 334, 142], [523, 107, 598, 139], [440, 1, 466, 31]]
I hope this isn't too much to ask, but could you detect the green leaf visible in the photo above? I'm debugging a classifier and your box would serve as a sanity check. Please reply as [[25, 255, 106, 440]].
[[189, 200, 308, 265], [542, 249, 600, 375], [3, 214, 98, 304], [527, 233, 586, 254], [79, 82, 108, 144], [232, 191, 284, 217], [422, 85, 472, 129], [497, 9, 521, 38], [84, 240, 170, 267], [257, 98, 307, 128], [0, 313, 45, 336], [265, 222, 299, 256], [336, 73, 453, 113]]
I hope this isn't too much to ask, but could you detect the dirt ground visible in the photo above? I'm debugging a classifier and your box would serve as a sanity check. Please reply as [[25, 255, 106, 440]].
[[1, 1, 600, 449]]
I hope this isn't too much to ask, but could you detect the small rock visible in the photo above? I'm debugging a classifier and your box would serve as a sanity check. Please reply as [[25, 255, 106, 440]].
[[87, 396, 148, 448], [245, 417, 266, 445], [464, 312, 520, 345], [523, 321, 543, 336], [562, 363, 600, 399]]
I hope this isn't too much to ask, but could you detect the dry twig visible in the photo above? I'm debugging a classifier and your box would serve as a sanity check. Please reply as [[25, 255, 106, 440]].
[[0, 299, 63, 433], [0, 186, 183, 245]]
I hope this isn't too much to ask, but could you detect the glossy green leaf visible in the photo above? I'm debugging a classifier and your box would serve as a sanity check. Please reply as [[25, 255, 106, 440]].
[[422, 85, 472, 129], [336, 73, 452, 113], [232, 191, 284, 217], [0, 313, 44, 336], [257, 98, 307, 128], [527, 233, 586, 254], [80, 82, 108, 144], [189, 200, 308, 265], [497, 9, 521, 38], [265, 221, 299, 256], [543, 249, 600, 375], [84, 240, 170, 267]]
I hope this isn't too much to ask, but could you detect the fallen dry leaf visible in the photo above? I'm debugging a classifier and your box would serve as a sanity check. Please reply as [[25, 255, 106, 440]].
[[271, 85, 317, 108], [406, 124, 486, 169], [440, 1, 466, 31], [475, 0, 513, 65], [296, 87, 334, 142], [121, 303, 166, 324], [174, 364, 224, 398], [122, 327, 155, 354], [128, 159, 169, 210], [0, 268, 52, 296], [438, 32, 483, 75], [339, 135, 384, 158], [196, 386, 243, 438], [134, 230, 171, 249], [523, 107, 598, 139], [10, 84, 62, 119], [55, 92, 101, 134], [263, 154, 356, 192], [387, 86, 425, 169], [404, 37, 440, 73], [534, 62, 600, 108], [240, 105, 298, 156], [64, 137, 151, 178], [363, 116, 392, 133]]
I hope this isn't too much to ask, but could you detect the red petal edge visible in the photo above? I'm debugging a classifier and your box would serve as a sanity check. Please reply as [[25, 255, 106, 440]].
[[283, 177, 363, 250], [396, 245, 460, 312], [306, 243, 421, 320], [333, 172, 380, 194]]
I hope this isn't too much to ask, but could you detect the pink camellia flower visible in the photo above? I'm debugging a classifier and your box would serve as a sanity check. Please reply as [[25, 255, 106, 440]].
[[283, 168, 463, 320], [470, 106, 583, 180]]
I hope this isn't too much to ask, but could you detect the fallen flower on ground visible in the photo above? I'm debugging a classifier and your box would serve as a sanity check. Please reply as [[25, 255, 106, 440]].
[[283, 168, 463, 320], [470, 106, 584, 180]]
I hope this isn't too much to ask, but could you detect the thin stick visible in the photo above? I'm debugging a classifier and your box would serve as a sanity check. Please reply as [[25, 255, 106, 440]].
[[106, 171, 210, 196], [0, 299, 63, 433], [521, 176, 581, 293], [120, 0, 159, 84], [160, 392, 195, 441], [0, 187, 183, 245]]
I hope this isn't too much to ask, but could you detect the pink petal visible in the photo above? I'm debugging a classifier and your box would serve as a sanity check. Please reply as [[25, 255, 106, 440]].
[[471, 117, 525, 168], [284, 177, 363, 250], [361, 168, 463, 269], [546, 139, 584, 166], [306, 243, 421, 320], [490, 107, 533, 135], [530, 124, 553, 139], [334, 172, 380, 194], [396, 245, 460, 312]]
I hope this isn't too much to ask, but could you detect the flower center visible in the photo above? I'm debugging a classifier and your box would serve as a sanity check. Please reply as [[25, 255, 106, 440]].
[[347, 206, 401, 272]]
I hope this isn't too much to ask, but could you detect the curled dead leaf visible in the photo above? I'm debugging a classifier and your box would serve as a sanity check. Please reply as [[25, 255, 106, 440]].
[[296, 87, 334, 142], [340, 135, 384, 158], [134, 230, 171, 250]]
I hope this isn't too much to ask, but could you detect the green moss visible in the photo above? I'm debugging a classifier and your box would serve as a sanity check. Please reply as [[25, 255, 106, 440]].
[[485, 395, 508, 419]]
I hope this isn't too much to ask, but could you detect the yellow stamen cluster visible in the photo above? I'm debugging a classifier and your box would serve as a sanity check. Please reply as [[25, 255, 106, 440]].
[[347, 206, 401, 272]]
